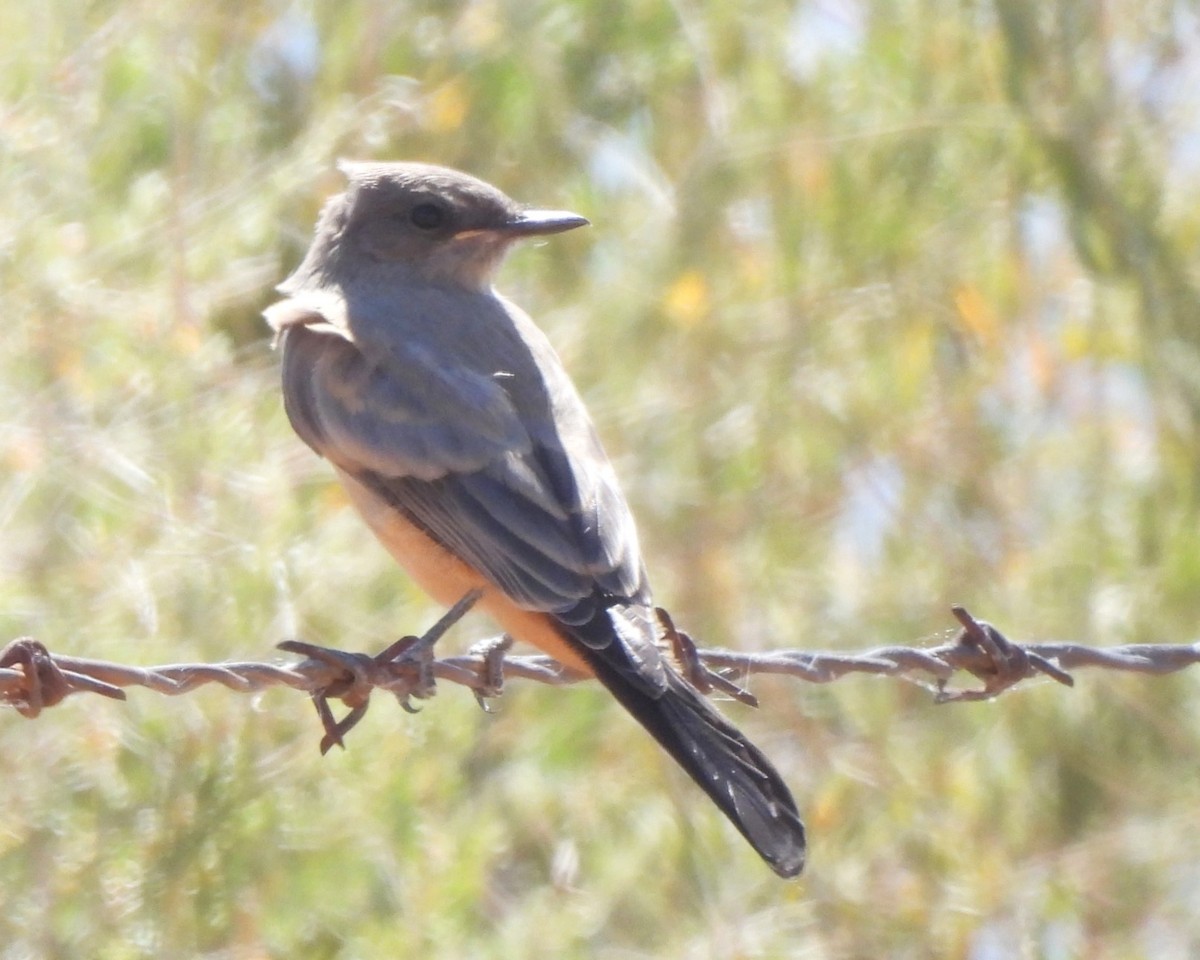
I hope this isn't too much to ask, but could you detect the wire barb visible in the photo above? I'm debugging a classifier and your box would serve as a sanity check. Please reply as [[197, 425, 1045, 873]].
[[932, 606, 1076, 703]]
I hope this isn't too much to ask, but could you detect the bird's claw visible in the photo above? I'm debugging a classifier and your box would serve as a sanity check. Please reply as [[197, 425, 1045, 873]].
[[279, 588, 481, 753], [468, 634, 514, 710], [656, 608, 759, 708]]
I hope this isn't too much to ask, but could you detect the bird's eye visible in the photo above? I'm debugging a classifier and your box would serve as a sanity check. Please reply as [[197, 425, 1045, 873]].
[[409, 202, 446, 231]]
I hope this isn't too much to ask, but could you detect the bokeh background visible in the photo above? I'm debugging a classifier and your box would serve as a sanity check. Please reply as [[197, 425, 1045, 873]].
[[4, 1, 1200, 957]]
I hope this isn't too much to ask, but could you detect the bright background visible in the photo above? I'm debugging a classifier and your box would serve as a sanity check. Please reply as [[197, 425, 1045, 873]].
[[4, 1, 1200, 957]]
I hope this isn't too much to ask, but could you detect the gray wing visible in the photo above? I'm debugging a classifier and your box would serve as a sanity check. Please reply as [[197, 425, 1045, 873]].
[[273, 295, 647, 618]]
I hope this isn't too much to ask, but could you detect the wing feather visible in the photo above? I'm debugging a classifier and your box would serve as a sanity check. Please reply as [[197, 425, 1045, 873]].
[[274, 290, 647, 614]]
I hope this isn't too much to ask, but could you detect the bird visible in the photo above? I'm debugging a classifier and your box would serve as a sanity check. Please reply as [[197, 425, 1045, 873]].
[[264, 161, 806, 877]]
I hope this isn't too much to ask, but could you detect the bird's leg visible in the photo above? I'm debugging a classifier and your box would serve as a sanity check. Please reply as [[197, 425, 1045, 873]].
[[376, 589, 482, 711], [279, 588, 483, 751]]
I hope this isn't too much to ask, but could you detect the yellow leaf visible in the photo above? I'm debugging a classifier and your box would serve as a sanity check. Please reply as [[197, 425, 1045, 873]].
[[663, 270, 710, 328], [954, 284, 998, 346], [427, 78, 468, 133]]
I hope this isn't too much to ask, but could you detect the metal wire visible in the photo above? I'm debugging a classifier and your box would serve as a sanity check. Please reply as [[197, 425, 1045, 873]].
[[3, 600, 1196, 741]]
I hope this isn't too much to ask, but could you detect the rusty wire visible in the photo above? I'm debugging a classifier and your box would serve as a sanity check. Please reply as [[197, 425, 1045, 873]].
[[2, 598, 1198, 749]]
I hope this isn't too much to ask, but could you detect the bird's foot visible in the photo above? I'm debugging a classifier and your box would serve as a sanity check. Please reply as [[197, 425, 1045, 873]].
[[468, 634, 514, 710], [279, 589, 482, 753], [655, 608, 759, 707]]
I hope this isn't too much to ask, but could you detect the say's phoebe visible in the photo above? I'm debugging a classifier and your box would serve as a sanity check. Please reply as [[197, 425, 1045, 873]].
[[265, 161, 806, 877]]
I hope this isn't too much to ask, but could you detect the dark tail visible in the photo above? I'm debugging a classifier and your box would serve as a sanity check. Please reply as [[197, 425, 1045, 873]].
[[568, 617, 806, 878]]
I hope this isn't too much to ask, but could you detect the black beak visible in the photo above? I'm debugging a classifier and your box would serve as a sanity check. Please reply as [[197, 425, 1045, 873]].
[[501, 209, 590, 237]]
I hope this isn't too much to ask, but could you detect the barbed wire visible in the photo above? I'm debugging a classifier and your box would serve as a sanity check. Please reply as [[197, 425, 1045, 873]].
[[2, 595, 1198, 751]]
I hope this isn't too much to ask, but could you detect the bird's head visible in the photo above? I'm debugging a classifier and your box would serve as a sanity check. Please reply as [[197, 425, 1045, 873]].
[[281, 161, 589, 293]]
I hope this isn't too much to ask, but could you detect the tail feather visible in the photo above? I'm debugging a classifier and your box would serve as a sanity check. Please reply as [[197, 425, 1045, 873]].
[[569, 617, 807, 878]]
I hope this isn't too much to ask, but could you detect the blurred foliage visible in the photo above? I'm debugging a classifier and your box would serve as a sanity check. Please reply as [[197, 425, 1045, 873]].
[[3, 0, 1200, 956]]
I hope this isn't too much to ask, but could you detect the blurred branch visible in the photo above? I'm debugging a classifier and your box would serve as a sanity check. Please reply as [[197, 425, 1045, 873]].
[[3, 599, 1198, 750]]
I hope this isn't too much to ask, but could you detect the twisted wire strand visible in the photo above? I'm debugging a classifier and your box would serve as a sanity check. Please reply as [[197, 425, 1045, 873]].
[[3, 601, 1196, 731]]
